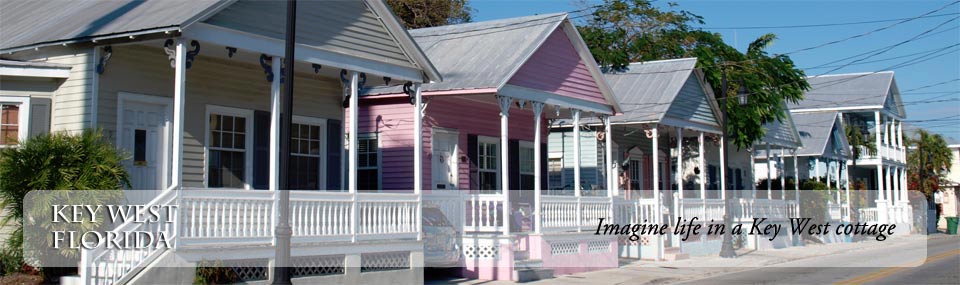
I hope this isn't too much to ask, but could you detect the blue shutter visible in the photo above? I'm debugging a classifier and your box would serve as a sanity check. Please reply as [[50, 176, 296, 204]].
[[252, 110, 270, 190], [326, 120, 342, 190]]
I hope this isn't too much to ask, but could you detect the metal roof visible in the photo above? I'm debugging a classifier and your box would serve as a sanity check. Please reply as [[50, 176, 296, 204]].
[[603, 58, 700, 124], [365, 13, 567, 95], [758, 106, 803, 149], [792, 111, 848, 158], [0, 0, 224, 52], [788, 72, 904, 116]]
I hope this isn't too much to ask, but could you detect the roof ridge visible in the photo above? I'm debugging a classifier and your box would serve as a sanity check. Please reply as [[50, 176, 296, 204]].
[[410, 13, 567, 37], [806, 71, 894, 79]]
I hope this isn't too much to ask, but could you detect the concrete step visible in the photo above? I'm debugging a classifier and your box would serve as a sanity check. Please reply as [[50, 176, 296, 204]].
[[663, 247, 688, 261], [514, 259, 543, 269], [514, 268, 554, 282]]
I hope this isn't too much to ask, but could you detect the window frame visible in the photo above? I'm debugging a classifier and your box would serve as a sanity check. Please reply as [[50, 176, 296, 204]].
[[518, 141, 535, 190], [290, 115, 328, 190], [547, 153, 563, 192], [477, 136, 500, 190], [356, 132, 381, 191], [0, 96, 31, 148], [204, 105, 254, 189]]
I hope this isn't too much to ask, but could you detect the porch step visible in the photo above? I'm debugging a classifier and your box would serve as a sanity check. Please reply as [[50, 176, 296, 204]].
[[663, 247, 688, 261], [513, 259, 553, 282]]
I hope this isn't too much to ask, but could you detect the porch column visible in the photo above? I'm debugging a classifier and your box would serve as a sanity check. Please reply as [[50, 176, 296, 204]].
[[887, 165, 894, 205], [720, 135, 726, 199], [780, 149, 785, 200], [348, 71, 359, 192], [498, 96, 512, 236], [900, 167, 908, 203], [413, 83, 423, 192], [676, 127, 683, 194], [875, 112, 884, 203], [651, 126, 663, 260], [815, 157, 821, 182], [573, 109, 582, 193], [794, 150, 800, 216], [533, 102, 544, 234], [750, 148, 757, 198], [844, 162, 852, 222], [766, 144, 772, 198], [171, 39, 187, 189], [605, 116, 615, 193], [698, 132, 705, 199], [269, 56, 281, 191], [826, 160, 832, 188]]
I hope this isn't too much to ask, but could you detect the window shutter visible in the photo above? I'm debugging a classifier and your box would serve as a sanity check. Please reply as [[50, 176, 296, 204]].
[[540, 142, 548, 191], [252, 110, 271, 190], [643, 154, 653, 190], [509, 139, 519, 190], [467, 134, 478, 190], [29, 98, 51, 137], [327, 119, 342, 190]]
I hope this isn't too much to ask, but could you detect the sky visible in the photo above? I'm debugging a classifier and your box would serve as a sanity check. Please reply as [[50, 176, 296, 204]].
[[470, 0, 960, 141]]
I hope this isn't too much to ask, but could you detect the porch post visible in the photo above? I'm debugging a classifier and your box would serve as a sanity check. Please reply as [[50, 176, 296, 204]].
[[750, 148, 757, 198], [815, 157, 821, 182], [794, 150, 800, 216], [698, 132, 705, 199], [604, 116, 614, 192], [780, 149, 785, 200], [886, 165, 894, 205], [533, 102, 544, 234], [498, 96, 512, 236], [720, 135, 726, 199], [676, 127, 683, 194], [171, 39, 187, 189], [573, 109, 582, 194], [269, 56, 281, 191], [766, 144, 772, 198], [875, 111, 884, 203], [348, 71, 359, 192], [844, 162, 851, 222], [413, 83, 423, 192], [651, 126, 663, 260]]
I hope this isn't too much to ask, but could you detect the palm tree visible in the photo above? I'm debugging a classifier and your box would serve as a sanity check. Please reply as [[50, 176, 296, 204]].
[[906, 129, 952, 199]]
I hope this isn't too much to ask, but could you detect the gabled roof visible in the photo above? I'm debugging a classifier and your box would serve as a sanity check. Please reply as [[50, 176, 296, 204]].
[[759, 105, 803, 149], [363, 13, 620, 114], [0, 0, 441, 82], [602, 58, 722, 132], [788, 71, 905, 118], [792, 112, 850, 159]]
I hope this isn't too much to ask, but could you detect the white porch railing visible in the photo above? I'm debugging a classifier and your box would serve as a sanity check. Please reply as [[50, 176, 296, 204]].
[[540, 195, 612, 233], [613, 198, 658, 224], [828, 202, 843, 221], [732, 198, 797, 222], [859, 208, 879, 223], [80, 189, 420, 285], [677, 198, 725, 222], [464, 194, 505, 233]]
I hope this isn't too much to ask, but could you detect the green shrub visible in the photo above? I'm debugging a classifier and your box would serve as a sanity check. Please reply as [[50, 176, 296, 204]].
[[194, 260, 239, 285], [0, 129, 129, 277]]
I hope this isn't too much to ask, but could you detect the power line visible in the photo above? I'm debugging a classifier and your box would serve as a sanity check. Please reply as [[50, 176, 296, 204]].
[[901, 78, 960, 92], [803, 43, 960, 70], [803, 25, 959, 70], [702, 12, 960, 30]]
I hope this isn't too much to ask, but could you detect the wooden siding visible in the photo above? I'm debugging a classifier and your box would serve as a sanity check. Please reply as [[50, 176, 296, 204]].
[[5, 46, 94, 133], [204, 0, 414, 68], [546, 129, 603, 190], [351, 96, 547, 190], [506, 27, 606, 105], [664, 75, 718, 128], [97, 45, 342, 188]]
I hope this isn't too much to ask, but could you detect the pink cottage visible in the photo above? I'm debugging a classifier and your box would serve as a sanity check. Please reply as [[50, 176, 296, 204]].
[[352, 14, 622, 281]]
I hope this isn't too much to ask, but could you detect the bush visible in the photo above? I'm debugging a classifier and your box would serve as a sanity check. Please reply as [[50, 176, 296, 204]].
[[194, 260, 240, 284], [0, 129, 129, 277]]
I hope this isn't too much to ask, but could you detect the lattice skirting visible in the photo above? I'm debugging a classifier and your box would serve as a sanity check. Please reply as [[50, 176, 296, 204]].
[[550, 241, 580, 255], [462, 244, 499, 259], [292, 255, 345, 277], [224, 259, 270, 282], [361, 252, 411, 272], [587, 240, 611, 253]]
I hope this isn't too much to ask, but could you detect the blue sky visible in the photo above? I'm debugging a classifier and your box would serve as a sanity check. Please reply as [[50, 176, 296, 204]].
[[471, 0, 960, 140]]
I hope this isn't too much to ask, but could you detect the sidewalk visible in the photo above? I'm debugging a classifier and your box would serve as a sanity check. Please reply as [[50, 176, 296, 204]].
[[430, 234, 937, 285]]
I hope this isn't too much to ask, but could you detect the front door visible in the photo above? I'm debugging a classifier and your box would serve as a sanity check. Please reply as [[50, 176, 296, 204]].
[[432, 129, 459, 190], [119, 97, 170, 204]]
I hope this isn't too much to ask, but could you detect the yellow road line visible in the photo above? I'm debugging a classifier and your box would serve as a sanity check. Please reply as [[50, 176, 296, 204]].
[[835, 249, 960, 285]]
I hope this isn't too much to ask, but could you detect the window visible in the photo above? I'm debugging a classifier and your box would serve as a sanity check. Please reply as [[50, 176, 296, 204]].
[[0, 97, 30, 147], [629, 159, 641, 190], [290, 118, 326, 190], [519, 142, 535, 190], [548, 157, 563, 192], [207, 106, 252, 189], [357, 133, 379, 191], [478, 137, 499, 191]]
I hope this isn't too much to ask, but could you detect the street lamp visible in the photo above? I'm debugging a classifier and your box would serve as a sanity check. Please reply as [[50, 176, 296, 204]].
[[719, 67, 748, 258]]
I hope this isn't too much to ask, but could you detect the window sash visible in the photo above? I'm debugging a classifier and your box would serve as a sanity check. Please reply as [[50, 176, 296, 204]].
[[206, 105, 253, 189]]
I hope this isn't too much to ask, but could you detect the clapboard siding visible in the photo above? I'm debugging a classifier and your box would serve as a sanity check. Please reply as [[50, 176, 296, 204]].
[[352, 96, 547, 190], [547, 128, 602, 190], [204, 0, 413, 67], [5, 46, 94, 133], [507, 27, 606, 105], [98, 44, 342, 188], [664, 75, 718, 128]]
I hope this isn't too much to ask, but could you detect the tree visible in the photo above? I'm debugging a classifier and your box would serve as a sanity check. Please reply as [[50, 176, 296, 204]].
[[578, 0, 810, 149], [845, 123, 875, 165], [386, 0, 473, 29], [906, 129, 951, 199]]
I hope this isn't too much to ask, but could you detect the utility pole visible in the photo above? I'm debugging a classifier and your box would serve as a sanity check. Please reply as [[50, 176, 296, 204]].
[[718, 67, 736, 258], [273, 0, 296, 284]]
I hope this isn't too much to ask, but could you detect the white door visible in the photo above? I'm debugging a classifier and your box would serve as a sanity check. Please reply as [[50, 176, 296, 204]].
[[432, 129, 459, 190], [119, 100, 169, 204]]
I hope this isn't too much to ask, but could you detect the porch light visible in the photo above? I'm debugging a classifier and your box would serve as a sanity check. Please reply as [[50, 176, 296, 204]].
[[737, 83, 749, 106]]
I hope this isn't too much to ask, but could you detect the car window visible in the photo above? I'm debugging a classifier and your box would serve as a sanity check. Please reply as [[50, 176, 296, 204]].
[[422, 208, 452, 227]]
